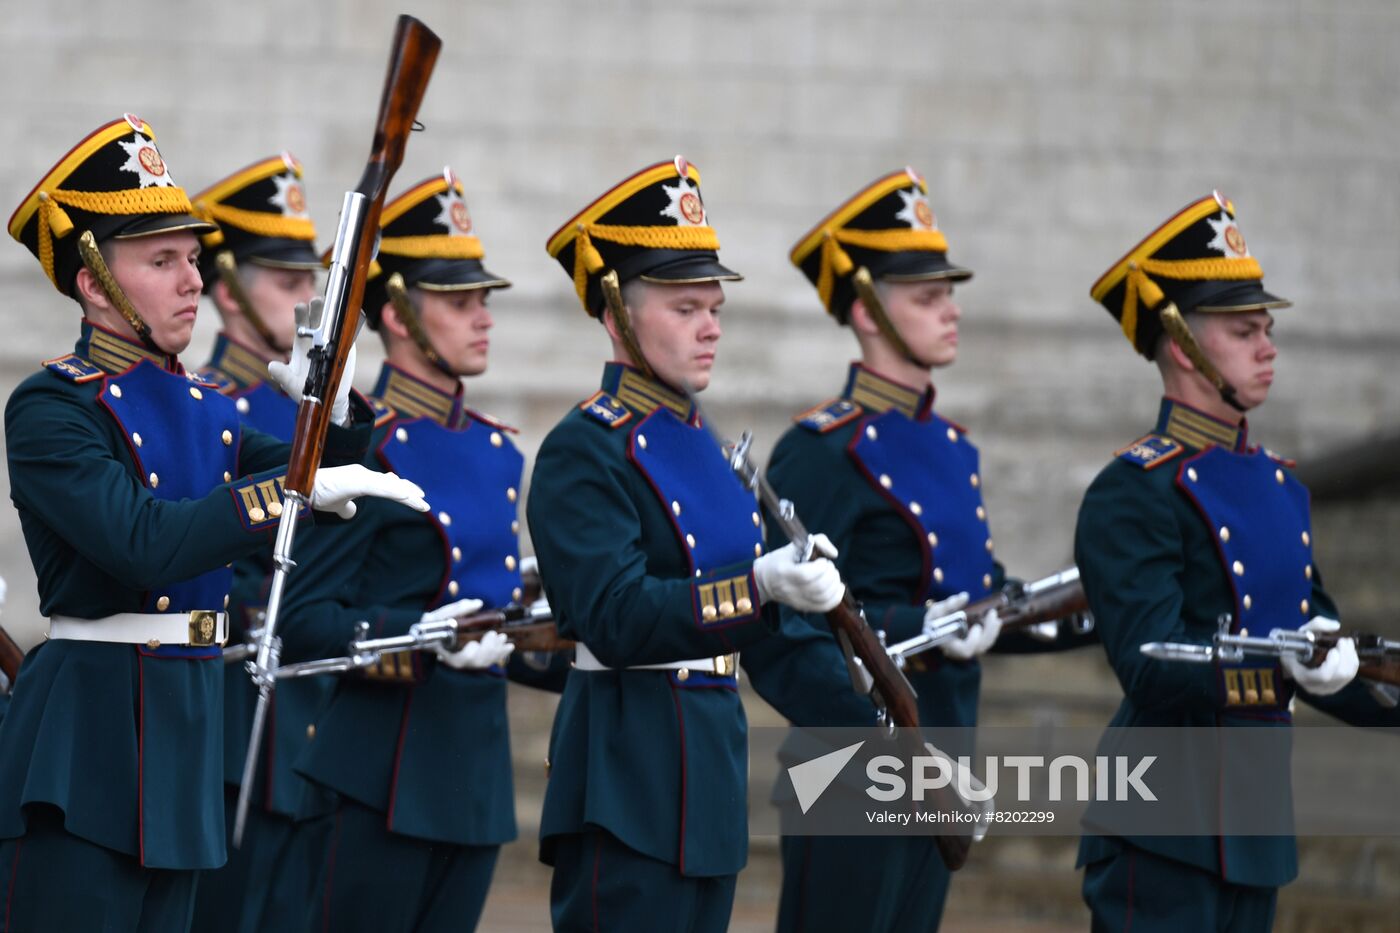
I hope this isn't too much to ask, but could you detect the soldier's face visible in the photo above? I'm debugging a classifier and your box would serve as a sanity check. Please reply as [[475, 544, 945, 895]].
[[107, 231, 205, 354], [630, 281, 725, 391], [418, 288, 493, 377], [1195, 311, 1277, 410], [881, 280, 961, 368], [243, 266, 317, 351]]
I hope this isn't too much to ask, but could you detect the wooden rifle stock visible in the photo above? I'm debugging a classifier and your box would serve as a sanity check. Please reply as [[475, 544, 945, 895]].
[[977, 576, 1088, 634], [1310, 633, 1400, 687], [0, 625, 23, 689], [235, 15, 441, 848], [284, 15, 442, 494], [452, 606, 574, 654]]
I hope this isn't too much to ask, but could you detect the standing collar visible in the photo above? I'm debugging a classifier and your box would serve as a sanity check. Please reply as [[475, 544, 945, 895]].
[[203, 332, 273, 389], [841, 362, 934, 419], [1157, 397, 1248, 452], [373, 363, 464, 427], [77, 321, 179, 375], [601, 362, 695, 421]]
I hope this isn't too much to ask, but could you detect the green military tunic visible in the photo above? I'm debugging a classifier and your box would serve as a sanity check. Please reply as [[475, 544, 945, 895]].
[[190, 332, 337, 933], [0, 322, 370, 871], [280, 364, 564, 932], [1076, 397, 1395, 910], [754, 363, 1095, 933], [527, 363, 782, 881]]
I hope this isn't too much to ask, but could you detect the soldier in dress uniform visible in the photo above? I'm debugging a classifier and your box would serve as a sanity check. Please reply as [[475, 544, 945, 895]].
[[187, 153, 337, 933], [0, 115, 425, 932], [756, 168, 1095, 932], [276, 167, 565, 933], [1076, 192, 1395, 931], [528, 157, 846, 932]]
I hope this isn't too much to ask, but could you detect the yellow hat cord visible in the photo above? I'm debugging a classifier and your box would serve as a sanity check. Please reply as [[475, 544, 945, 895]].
[[192, 200, 316, 249], [816, 227, 949, 312], [570, 222, 720, 311], [378, 233, 484, 260], [1120, 256, 1263, 345], [36, 186, 194, 289]]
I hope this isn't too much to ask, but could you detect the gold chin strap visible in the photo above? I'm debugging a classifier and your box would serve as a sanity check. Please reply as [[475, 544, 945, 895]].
[[76, 231, 160, 352], [214, 251, 289, 356], [600, 270, 656, 382], [385, 272, 455, 378], [851, 266, 924, 367], [1157, 302, 1244, 412]]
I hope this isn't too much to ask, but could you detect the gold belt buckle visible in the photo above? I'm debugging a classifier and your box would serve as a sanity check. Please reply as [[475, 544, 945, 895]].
[[713, 653, 736, 677], [188, 610, 219, 647]]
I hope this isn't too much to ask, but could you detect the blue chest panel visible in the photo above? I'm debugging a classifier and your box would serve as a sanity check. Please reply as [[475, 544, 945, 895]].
[[1175, 447, 1315, 635], [231, 381, 297, 442], [378, 416, 524, 609], [627, 410, 763, 575], [849, 409, 996, 600], [97, 360, 239, 620]]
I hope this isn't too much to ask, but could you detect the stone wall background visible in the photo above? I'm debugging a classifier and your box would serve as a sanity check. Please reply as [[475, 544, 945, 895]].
[[1, 2, 1397, 927]]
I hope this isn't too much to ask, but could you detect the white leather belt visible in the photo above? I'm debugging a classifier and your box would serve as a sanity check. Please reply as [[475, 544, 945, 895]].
[[48, 611, 228, 649], [574, 643, 737, 677]]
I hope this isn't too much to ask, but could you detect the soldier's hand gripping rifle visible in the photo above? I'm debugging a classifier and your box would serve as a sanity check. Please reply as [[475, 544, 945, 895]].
[[886, 567, 1091, 666], [684, 389, 988, 870], [273, 602, 565, 679], [1141, 615, 1400, 704], [234, 15, 442, 847]]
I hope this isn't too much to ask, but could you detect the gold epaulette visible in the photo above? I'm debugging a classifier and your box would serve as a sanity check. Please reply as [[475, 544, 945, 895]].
[[579, 391, 633, 429], [366, 396, 397, 428], [795, 398, 862, 434], [1115, 434, 1185, 470], [42, 354, 104, 383]]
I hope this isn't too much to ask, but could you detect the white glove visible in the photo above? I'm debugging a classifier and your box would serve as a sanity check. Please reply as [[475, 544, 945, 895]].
[[922, 592, 970, 634], [266, 297, 357, 427], [1280, 616, 1358, 696], [311, 464, 428, 519], [753, 534, 844, 614], [434, 629, 514, 670], [418, 598, 484, 625], [942, 607, 1002, 661]]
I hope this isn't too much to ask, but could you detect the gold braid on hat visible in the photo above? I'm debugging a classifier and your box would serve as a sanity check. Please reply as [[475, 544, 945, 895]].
[[377, 233, 484, 260], [191, 199, 315, 248], [569, 222, 720, 311], [816, 227, 948, 312], [35, 186, 193, 289], [1120, 255, 1263, 344]]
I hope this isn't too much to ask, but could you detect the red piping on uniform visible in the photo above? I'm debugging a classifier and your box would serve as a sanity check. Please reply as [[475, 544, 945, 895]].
[[845, 418, 935, 604], [669, 681, 689, 874], [386, 688, 416, 830], [321, 807, 343, 933], [4, 837, 23, 931]]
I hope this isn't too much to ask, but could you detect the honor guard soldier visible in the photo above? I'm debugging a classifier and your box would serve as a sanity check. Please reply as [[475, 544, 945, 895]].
[[761, 169, 1096, 932], [1077, 192, 1394, 931], [529, 157, 845, 932], [0, 116, 424, 932], [187, 153, 337, 933], [276, 167, 563, 933]]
